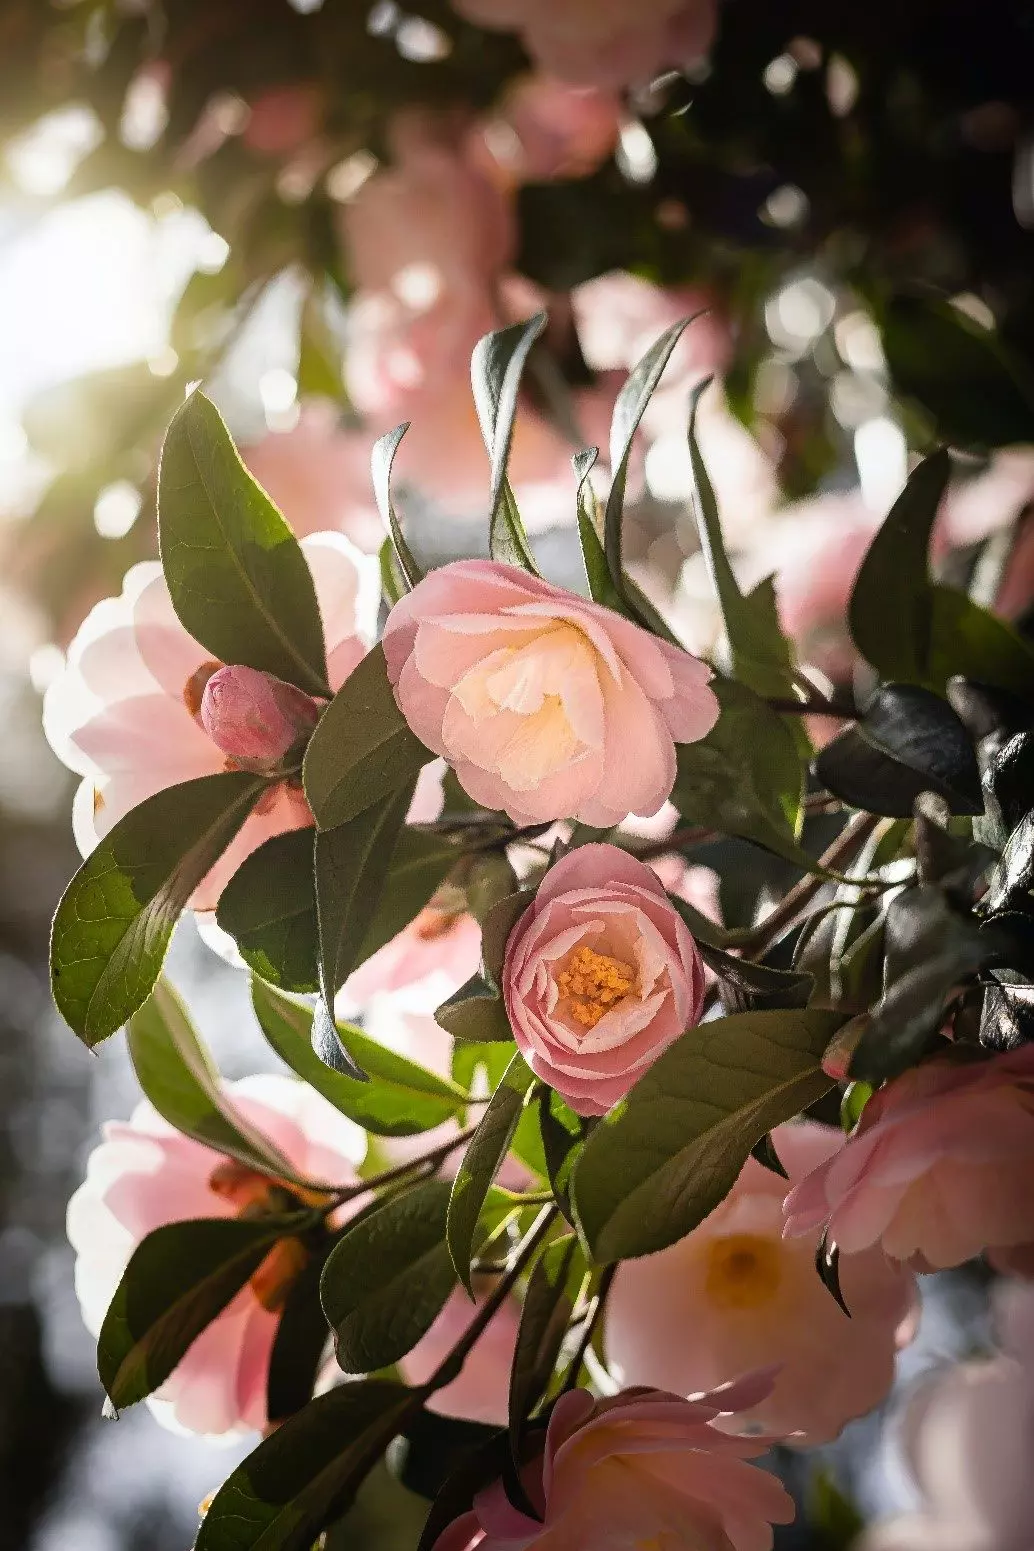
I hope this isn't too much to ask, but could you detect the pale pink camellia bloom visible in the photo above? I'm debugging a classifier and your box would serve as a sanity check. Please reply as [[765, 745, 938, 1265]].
[[429, 1374, 795, 1551], [862, 1281, 1034, 1551], [67, 1073, 366, 1440], [501, 844, 706, 1116], [241, 403, 384, 552], [383, 560, 719, 826], [451, 0, 718, 90], [43, 531, 377, 910], [471, 74, 621, 186], [783, 1047, 1034, 1274], [573, 269, 732, 389], [606, 1122, 919, 1444], [399, 1286, 520, 1425]]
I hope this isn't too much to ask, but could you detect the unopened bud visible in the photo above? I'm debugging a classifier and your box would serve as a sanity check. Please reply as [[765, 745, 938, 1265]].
[[199, 664, 320, 771]]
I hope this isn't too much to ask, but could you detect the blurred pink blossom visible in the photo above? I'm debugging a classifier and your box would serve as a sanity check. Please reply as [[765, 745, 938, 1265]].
[[68, 1074, 365, 1439], [863, 1281, 1034, 1551], [400, 1287, 519, 1425], [783, 1048, 1034, 1274], [43, 533, 376, 909], [242, 85, 321, 156], [429, 1376, 794, 1551], [241, 402, 383, 552], [503, 844, 707, 1115], [607, 1122, 919, 1443], [383, 560, 718, 826], [451, 0, 718, 89], [471, 74, 621, 185]]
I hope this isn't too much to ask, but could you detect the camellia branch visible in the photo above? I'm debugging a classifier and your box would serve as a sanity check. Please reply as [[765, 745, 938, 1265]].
[[738, 811, 883, 958], [562, 1264, 616, 1393], [330, 1126, 481, 1205]]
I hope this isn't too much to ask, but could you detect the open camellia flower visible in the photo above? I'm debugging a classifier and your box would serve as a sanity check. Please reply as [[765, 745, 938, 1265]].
[[606, 1122, 920, 1443], [383, 560, 719, 825], [502, 843, 706, 1115], [43, 532, 376, 909], [429, 1375, 794, 1551], [783, 1048, 1034, 1273], [68, 1074, 365, 1440]]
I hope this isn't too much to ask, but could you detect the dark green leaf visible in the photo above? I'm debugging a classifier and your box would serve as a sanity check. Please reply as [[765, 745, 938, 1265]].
[[538, 1090, 583, 1222], [415, 1429, 513, 1551], [217, 828, 319, 993], [808, 1466, 866, 1551], [672, 680, 808, 864], [380, 537, 407, 609], [393, 1412, 499, 1504], [435, 975, 513, 1042], [266, 1243, 334, 1425], [604, 317, 696, 605], [99, 1216, 301, 1409], [687, 380, 795, 698], [321, 1180, 456, 1373], [481, 892, 529, 983], [986, 812, 1034, 913], [573, 449, 623, 610], [158, 391, 328, 695], [508, 1234, 579, 1457], [471, 316, 546, 573], [129, 978, 306, 1185], [303, 643, 429, 830], [572, 1009, 841, 1262], [360, 827, 459, 965], [51, 772, 263, 1046], [252, 979, 469, 1137], [699, 941, 814, 1014], [315, 786, 413, 1005], [195, 1379, 416, 1551], [926, 587, 1034, 696], [448, 1052, 534, 1292], [372, 424, 424, 590]]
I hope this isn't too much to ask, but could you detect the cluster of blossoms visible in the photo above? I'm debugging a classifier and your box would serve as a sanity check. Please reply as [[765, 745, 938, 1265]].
[[45, 282, 1034, 1551]]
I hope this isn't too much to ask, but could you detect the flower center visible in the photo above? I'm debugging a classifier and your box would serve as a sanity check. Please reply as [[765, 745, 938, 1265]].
[[556, 944, 637, 1029], [705, 1233, 783, 1310]]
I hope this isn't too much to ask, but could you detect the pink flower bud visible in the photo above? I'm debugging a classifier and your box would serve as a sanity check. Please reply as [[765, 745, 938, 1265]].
[[199, 665, 320, 770]]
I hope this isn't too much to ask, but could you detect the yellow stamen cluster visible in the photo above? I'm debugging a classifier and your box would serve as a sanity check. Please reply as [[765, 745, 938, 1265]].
[[705, 1234, 783, 1310], [556, 945, 637, 1029]]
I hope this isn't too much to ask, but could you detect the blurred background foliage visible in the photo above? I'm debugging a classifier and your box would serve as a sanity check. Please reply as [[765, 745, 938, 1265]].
[[0, 1, 1032, 1547]]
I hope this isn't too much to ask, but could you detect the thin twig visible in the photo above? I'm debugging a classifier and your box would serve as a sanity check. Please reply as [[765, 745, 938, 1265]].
[[562, 1265, 616, 1392], [765, 694, 859, 719], [331, 1126, 479, 1205], [738, 812, 882, 957]]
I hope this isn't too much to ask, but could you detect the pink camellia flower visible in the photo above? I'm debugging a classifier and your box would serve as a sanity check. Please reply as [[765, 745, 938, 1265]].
[[382, 560, 719, 826], [862, 1281, 1034, 1551], [606, 1123, 919, 1443], [783, 1047, 1034, 1274], [451, 0, 718, 90], [67, 1073, 365, 1439], [399, 1286, 520, 1425], [429, 1374, 794, 1551], [43, 532, 376, 910], [471, 74, 621, 185], [501, 844, 706, 1115]]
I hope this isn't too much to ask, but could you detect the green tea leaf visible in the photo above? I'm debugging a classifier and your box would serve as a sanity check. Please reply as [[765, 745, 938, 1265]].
[[572, 1009, 841, 1262], [372, 424, 424, 590], [99, 1215, 304, 1409], [315, 786, 412, 1004], [217, 827, 319, 993], [508, 1234, 579, 1452], [321, 1180, 455, 1373], [435, 976, 513, 1043], [266, 1245, 335, 1425], [252, 980, 469, 1137], [574, 449, 623, 610], [158, 390, 328, 695], [51, 771, 264, 1046], [471, 315, 545, 573], [303, 644, 429, 830], [448, 1051, 534, 1292]]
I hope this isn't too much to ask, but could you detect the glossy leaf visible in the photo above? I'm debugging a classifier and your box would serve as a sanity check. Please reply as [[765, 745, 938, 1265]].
[[217, 827, 319, 993], [572, 1009, 841, 1262], [448, 1051, 535, 1292], [266, 1244, 335, 1425], [687, 380, 795, 698], [471, 316, 545, 573], [574, 448, 623, 610], [315, 786, 413, 1005], [508, 1234, 579, 1455], [129, 978, 305, 1184], [538, 1090, 583, 1223], [435, 975, 513, 1042], [195, 1379, 416, 1551], [99, 1215, 304, 1409], [158, 391, 328, 695], [321, 1180, 456, 1373], [372, 424, 424, 590], [303, 643, 429, 830], [252, 979, 470, 1136], [51, 771, 263, 1045]]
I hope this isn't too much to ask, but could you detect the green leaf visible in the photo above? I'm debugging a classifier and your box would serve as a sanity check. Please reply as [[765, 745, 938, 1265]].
[[217, 828, 319, 994], [297, 289, 349, 407], [604, 316, 697, 605], [372, 424, 424, 590], [672, 680, 807, 863], [435, 975, 513, 1042], [537, 1090, 583, 1222], [360, 826, 458, 965], [303, 643, 429, 830], [51, 771, 264, 1046], [448, 1051, 535, 1292], [195, 1379, 417, 1551], [881, 295, 1034, 449], [321, 1180, 456, 1373], [572, 1009, 841, 1262], [451, 1041, 515, 1096], [158, 390, 328, 695], [266, 1244, 335, 1425], [471, 315, 545, 573], [508, 1234, 579, 1453], [481, 892, 529, 983], [380, 537, 407, 608], [252, 979, 470, 1137], [315, 786, 413, 1005], [925, 587, 1034, 696], [574, 449, 623, 610], [687, 380, 796, 698], [98, 1215, 303, 1409], [129, 978, 307, 1185]]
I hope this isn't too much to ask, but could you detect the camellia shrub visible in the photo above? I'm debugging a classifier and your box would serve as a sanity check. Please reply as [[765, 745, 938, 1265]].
[[43, 306, 1034, 1549]]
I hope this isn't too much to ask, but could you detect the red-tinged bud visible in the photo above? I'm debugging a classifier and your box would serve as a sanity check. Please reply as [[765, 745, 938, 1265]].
[[199, 664, 320, 772]]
